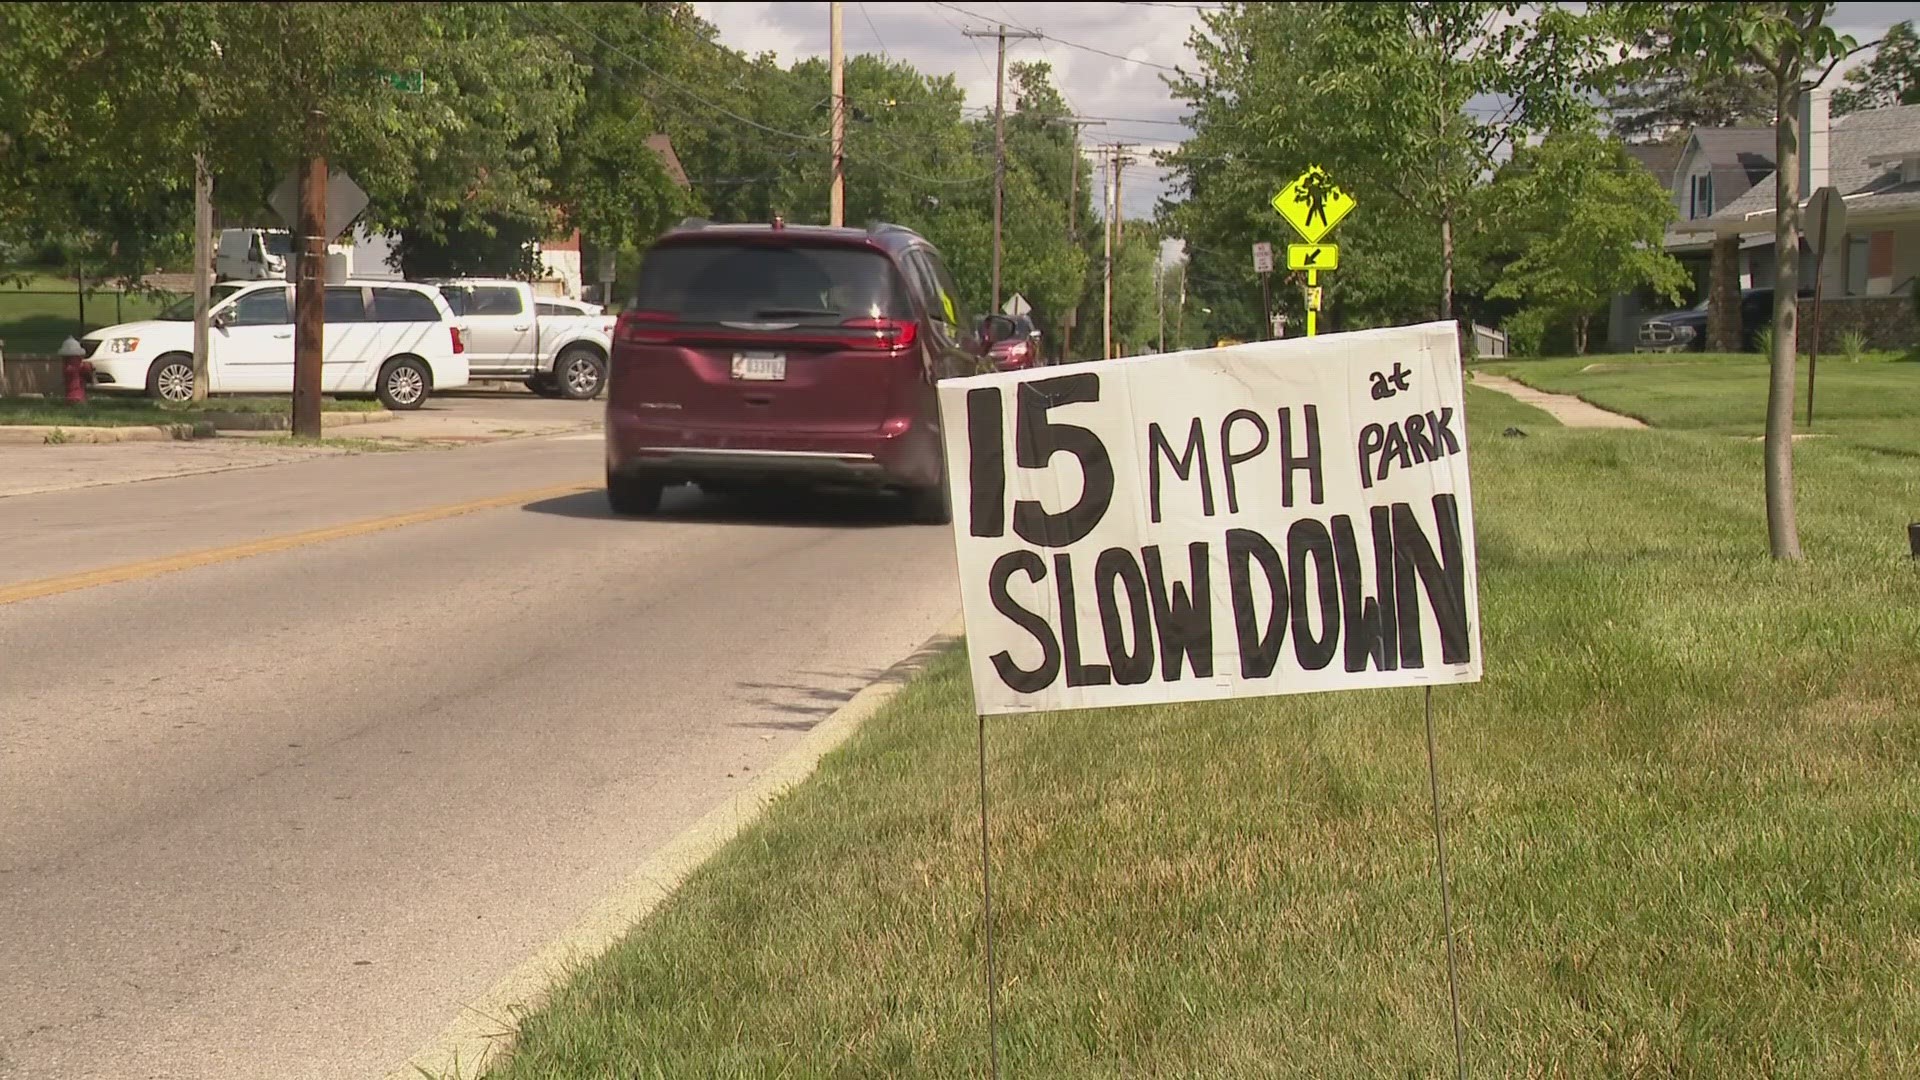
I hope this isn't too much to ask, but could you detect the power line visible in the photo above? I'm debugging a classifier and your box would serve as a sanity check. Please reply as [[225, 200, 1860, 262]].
[[524, 4, 993, 189], [529, 3, 829, 146], [927, 1, 1190, 74], [856, 1, 889, 57]]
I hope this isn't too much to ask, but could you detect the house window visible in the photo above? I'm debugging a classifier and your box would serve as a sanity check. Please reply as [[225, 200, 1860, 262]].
[[1846, 236, 1870, 294], [1690, 173, 1714, 219]]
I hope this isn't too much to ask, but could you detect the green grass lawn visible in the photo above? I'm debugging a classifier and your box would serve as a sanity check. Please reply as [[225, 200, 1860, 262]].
[[1479, 352, 1920, 458], [0, 395, 381, 426], [0, 273, 177, 355], [484, 385, 1920, 1080]]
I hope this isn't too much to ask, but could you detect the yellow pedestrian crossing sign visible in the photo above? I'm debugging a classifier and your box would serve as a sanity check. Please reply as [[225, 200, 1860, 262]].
[[1272, 166, 1355, 244], [1287, 244, 1338, 271]]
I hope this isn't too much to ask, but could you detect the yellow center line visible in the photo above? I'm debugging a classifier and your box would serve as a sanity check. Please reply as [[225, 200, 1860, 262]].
[[0, 481, 600, 608]]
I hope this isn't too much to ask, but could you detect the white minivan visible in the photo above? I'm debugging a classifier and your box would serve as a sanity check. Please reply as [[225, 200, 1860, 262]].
[[81, 281, 469, 410]]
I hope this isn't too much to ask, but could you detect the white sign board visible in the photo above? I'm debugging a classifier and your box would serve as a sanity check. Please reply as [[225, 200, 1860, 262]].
[[1003, 292, 1032, 317], [1252, 241, 1274, 274], [937, 322, 1481, 716]]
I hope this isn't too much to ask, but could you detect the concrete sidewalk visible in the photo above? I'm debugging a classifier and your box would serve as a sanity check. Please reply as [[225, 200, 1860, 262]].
[[1471, 372, 1648, 429], [0, 399, 600, 498]]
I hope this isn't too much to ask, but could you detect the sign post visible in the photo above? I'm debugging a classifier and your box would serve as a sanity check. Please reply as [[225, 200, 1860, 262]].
[[1806, 186, 1845, 428], [1252, 243, 1274, 339], [1272, 166, 1357, 337], [939, 323, 1480, 1077]]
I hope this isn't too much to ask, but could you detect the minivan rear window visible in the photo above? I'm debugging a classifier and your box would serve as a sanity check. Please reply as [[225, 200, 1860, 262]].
[[371, 289, 442, 323], [635, 242, 911, 325]]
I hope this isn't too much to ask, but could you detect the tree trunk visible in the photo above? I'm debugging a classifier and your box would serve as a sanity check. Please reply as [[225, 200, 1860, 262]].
[[1439, 209, 1454, 322], [1767, 75, 1804, 561], [1709, 234, 1741, 351], [1575, 314, 1589, 356]]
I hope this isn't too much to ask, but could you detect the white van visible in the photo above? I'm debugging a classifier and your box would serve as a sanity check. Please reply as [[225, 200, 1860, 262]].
[[215, 228, 294, 281], [79, 281, 469, 409]]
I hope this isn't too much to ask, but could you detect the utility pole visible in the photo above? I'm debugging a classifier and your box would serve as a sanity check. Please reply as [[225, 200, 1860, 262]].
[[964, 24, 1042, 313], [1156, 259, 1165, 353], [1059, 119, 1102, 363], [293, 107, 327, 440], [191, 152, 213, 403], [1111, 143, 1136, 248], [1176, 263, 1187, 348], [829, 2, 845, 227], [1102, 146, 1114, 360]]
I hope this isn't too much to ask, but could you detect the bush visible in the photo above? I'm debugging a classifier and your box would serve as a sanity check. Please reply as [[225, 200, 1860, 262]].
[[1753, 326, 1774, 358], [1503, 308, 1548, 357], [1839, 329, 1867, 362]]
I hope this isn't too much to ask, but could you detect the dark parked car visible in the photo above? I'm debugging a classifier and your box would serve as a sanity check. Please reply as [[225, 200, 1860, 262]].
[[986, 312, 1044, 370], [1638, 287, 1814, 352], [604, 219, 995, 522]]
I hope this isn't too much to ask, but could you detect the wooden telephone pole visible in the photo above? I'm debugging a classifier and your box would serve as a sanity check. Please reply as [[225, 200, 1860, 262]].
[[963, 24, 1042, 313], [829, 2, 845, 226], [1101, 143, 1135, 358], [1059, 119, 1102, 362]]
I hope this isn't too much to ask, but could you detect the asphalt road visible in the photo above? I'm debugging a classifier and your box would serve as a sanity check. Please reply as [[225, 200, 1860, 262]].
[[0, 432, 959, 1079]]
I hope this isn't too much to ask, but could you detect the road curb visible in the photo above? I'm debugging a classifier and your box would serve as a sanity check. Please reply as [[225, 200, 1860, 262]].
[[0, 410, 395, 444], [384, 616, 967, 1080]]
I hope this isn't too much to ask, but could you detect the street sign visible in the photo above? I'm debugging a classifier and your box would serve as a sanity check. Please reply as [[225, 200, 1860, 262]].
[[1003, 292, 1032, 317], [1252, 241, 1274, 274], [1288, 243, 1339, 271], [269, 170, 370, 241], [1305, 285, 1323, 311], [1809, 186, 1847, 269], [1272, 165, 1355, 244]]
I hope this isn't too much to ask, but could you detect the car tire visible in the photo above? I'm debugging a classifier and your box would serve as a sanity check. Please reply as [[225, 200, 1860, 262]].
[[555, 346, 607, 401], [525, 374, 563, 398], [905, 484, 951, 525], [377, 356, 431, 410], [607, 469, 664, 516], [146, 353, 197, 404]]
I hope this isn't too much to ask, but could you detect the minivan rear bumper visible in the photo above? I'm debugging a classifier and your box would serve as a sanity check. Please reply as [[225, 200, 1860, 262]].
[[606, 410, 941, 489]]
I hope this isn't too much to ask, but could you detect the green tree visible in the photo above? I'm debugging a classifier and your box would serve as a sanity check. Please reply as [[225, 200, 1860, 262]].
[[1476, 130, 1690, 354], [1604, 27, 1775, 141], [1615, 0, 1865, 561], [1832, 20, 1920, 115], [1313, 2, 1605, 321]]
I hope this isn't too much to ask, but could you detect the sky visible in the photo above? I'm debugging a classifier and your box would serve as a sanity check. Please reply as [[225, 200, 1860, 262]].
[[691, 1, 1920, 222]]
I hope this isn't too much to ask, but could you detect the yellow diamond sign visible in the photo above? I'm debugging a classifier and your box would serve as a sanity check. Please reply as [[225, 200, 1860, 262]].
[[1272, 166, 1355, 244]]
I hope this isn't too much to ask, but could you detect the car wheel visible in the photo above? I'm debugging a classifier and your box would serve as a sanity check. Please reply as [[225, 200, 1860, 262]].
[[607, 469, 664, 516], [555, 347, 607, 400], [905, 484, 952, 525], [377, 356, 431, 410], [146, 353, 196, 403]]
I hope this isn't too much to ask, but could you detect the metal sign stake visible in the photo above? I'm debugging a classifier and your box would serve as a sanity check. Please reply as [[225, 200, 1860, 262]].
[[1423, 685, 1468, 1080], [977, 713, 1004, 1080]]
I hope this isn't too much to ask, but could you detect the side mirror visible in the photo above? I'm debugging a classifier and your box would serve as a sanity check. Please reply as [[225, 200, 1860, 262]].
[[979, 314, 1016, 346], [211, 310, 232, 330]]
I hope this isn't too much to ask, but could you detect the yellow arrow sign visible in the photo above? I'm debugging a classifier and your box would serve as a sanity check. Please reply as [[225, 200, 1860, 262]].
[[1272, 166, 1355, 244], [1287, 243, 1339, 271]]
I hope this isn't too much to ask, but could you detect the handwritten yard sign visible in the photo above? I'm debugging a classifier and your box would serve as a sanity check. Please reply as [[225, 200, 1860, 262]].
[[937, 322, 1482, 716]]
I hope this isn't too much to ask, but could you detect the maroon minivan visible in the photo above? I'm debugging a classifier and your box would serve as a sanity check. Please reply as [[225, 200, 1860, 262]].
[[604, 220, 992, 522]]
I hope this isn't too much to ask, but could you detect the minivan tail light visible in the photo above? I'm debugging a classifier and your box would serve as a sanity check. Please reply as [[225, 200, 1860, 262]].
[[450, 326, 465, 354], [838, 317, 918, 351], [616, 309, 678, 344]]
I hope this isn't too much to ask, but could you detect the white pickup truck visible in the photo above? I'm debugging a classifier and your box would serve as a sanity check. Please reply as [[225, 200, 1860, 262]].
[[429, 278, 617, 399]]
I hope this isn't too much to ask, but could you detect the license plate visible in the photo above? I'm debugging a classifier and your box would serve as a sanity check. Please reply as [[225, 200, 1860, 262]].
[[732, 352, 787, 381]]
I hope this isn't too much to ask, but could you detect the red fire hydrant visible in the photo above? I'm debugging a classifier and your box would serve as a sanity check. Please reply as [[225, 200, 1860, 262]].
[[58, 337, 92, 404]]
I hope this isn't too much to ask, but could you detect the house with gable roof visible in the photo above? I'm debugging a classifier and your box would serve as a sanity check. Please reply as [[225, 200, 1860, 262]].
[[1667, 88, 1920, 351]]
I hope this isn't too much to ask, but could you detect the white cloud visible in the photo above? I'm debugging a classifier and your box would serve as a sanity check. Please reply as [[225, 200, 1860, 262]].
[[689, 2, 1920, 215], [691, 1, 1205, 217]]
